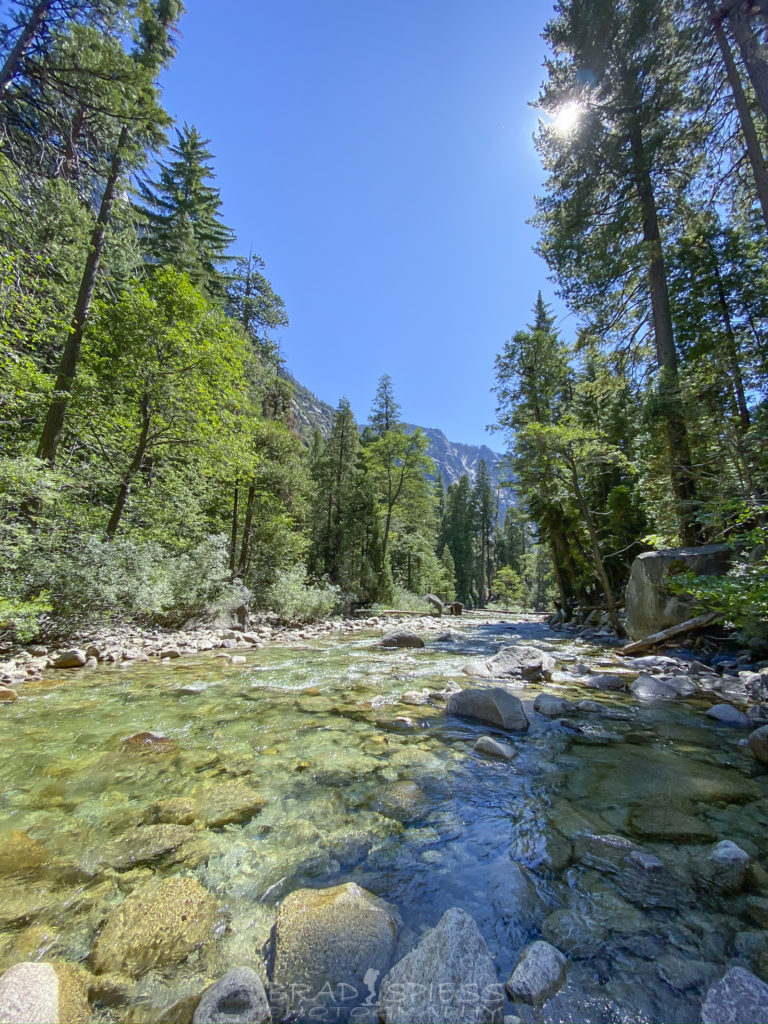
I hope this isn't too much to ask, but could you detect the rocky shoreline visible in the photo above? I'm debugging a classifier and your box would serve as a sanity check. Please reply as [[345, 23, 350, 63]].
[[0, 611, 461, 695]]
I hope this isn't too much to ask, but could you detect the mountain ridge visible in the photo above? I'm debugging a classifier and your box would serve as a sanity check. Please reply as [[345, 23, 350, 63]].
[[283, 371, 515, 516]]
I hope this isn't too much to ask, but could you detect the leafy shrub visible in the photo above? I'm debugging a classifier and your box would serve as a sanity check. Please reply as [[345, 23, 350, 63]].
[[372, 585, 433, 614], [666, 504, 768, 639], [265, 567, 341, 622]]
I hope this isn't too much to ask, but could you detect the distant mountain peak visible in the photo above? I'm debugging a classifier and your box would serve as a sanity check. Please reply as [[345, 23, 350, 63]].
[[283, 371, 515, 516]]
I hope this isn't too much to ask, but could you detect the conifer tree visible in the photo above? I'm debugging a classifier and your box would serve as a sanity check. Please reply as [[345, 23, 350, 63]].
[[137, 123, 235, 299]]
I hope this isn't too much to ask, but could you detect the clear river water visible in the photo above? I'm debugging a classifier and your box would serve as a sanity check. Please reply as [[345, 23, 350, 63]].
[[0, 617, 766, 1023]]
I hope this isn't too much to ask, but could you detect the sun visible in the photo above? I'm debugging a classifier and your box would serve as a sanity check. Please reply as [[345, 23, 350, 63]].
[[551, 101, 583, 136]]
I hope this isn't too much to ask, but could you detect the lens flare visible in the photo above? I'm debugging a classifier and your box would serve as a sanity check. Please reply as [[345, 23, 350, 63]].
[[552, 100, 582, 136]]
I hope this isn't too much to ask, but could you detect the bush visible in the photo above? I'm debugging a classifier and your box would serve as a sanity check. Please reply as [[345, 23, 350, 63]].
[[372, 585, 433, 614], [265, 567, 342, 622], [24, 532, 236, 631]]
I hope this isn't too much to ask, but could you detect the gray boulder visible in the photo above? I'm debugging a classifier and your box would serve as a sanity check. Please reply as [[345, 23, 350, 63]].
[[52, 649, 86, 669], [447, 688, 529, 732], [377, 629, 425, 649], [268, 883, 398, 1022], [625, 544, 731, 640], [706, 704, 750, 728], [474, 735, 517, 760], [378, 907, 503, 1024], [704, 840, 751, 895], [582, 673, 627, 692], [193, 967, 271, 1023], [426, 594, 444, 615], [701, 966, 768, 1023], [504, 940, 567, 1005], [533, 694, 575, 717], [463, 646, 555, 684], [630, 674, 695, 699], [748, 725, 768, 765]]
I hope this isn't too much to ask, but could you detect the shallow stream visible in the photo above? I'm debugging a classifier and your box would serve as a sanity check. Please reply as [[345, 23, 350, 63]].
[[0, 618, 766, 1023]]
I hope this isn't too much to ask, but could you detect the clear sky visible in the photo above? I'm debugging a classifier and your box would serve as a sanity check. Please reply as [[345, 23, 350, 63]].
[[158, 0, 565, 447]]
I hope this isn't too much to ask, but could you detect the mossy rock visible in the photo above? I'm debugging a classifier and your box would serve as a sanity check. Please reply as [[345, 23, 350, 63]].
[[0, 830, 48, 877], [269, 882, 399, 1020], [90, 876, 219, 977], [196, 780, 266, 828], [97, 824, 210, 871]]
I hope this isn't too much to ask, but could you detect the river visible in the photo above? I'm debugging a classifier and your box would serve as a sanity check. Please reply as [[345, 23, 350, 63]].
[[0, 616, 765, 1023]]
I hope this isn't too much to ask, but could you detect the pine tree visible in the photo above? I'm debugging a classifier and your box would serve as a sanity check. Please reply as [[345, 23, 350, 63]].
[[472, 459, 495, 607], [535, 0, 701, 543], [137, 123, 235, 299]]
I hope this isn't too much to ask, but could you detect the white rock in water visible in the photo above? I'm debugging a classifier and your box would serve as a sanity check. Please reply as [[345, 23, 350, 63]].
[[505, 940, 567, 1005]]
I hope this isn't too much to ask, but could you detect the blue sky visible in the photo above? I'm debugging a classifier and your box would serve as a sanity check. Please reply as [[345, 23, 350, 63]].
[[159, 1, 566, 447]]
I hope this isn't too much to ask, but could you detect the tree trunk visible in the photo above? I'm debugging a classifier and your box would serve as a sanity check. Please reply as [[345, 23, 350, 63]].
[[0, 0, 55, 97], [237, 480, 257, 577], [36, 124, 129, 465], [722, 0, 768, 127], [106, 398, 151, 538], [566, 458, 626, 638], [478, 529, 486, 607], [712, 254, 751, 429], [707, 0, 768, 233], [628, 114, 699, 544], [229, 479, 239, 575]]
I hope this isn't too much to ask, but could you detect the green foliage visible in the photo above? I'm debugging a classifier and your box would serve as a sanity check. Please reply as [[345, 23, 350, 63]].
[[491, 566, 522, 610], [265, 566, 341, 623], [666, 505, 768, 638]]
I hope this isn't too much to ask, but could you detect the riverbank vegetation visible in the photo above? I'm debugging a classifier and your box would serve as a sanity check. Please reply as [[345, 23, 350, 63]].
[[1, 0, 767, 648], [493, 0, 768, 638]]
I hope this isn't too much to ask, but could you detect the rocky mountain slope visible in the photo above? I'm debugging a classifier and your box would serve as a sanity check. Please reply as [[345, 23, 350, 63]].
[[284, 372, 515, 516]]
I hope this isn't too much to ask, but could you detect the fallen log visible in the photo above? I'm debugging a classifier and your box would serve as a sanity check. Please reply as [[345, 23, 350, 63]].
[[619, 610, 723, 656]]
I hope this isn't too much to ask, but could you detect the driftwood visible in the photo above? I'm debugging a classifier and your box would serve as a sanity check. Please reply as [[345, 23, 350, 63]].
[[619, 610, 723, 656]]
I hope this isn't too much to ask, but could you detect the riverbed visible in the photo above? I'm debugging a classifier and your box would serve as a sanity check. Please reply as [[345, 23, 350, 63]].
[[0, 616, 766, 1023]]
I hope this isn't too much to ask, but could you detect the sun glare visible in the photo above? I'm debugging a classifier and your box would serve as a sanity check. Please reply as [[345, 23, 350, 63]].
[[552, 100, 582, 136]]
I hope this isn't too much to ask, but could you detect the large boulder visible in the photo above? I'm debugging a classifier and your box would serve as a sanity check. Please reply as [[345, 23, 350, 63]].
[[193, 967, 271, 1024], [378, 907, 503, 1024], [463, 646, 554, 684], [0, 962, 90, 1024], [701, 966, 768, 1023], [447, 688, 529, 732], [90, 876, 218, 977], [52, 649, 87, 669], [625, 545, 731, 640], [268, 883, 398, 1022], [376, 629, 425, 649]]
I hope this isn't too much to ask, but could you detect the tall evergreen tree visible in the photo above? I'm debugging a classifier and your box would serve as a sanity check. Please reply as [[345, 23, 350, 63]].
[[136, 123, 235, 299]]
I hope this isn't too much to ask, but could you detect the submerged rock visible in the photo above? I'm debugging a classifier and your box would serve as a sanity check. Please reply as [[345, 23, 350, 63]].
[[474, 735, 517, 761], [748, 725, 768, 765], [631, 674, 695, 699], [701, 966, 768, 1023], [505, 940, 567, 1005], [628, 801, 716, 844], [373, 780, 428, 823], [376, 629, 425, 649], [447, 688, 529, 732], [198, 781, 266, 828], [269, 882, 398, 1022], [582, 673, 627, 692], [90, 876, 218, 977], [0, 830, 48, 877], [0, 961, 90, 1024], [706, 704, 750, 727], [119, 731, 180, 759], [193, 967, 271, 1024], [96, 823, 208, 871], [378, 907, 503, 1024], [533, 693, 575, 717]]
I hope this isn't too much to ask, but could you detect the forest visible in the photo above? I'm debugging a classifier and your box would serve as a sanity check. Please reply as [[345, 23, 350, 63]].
[[0, 0, 767, 647]]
